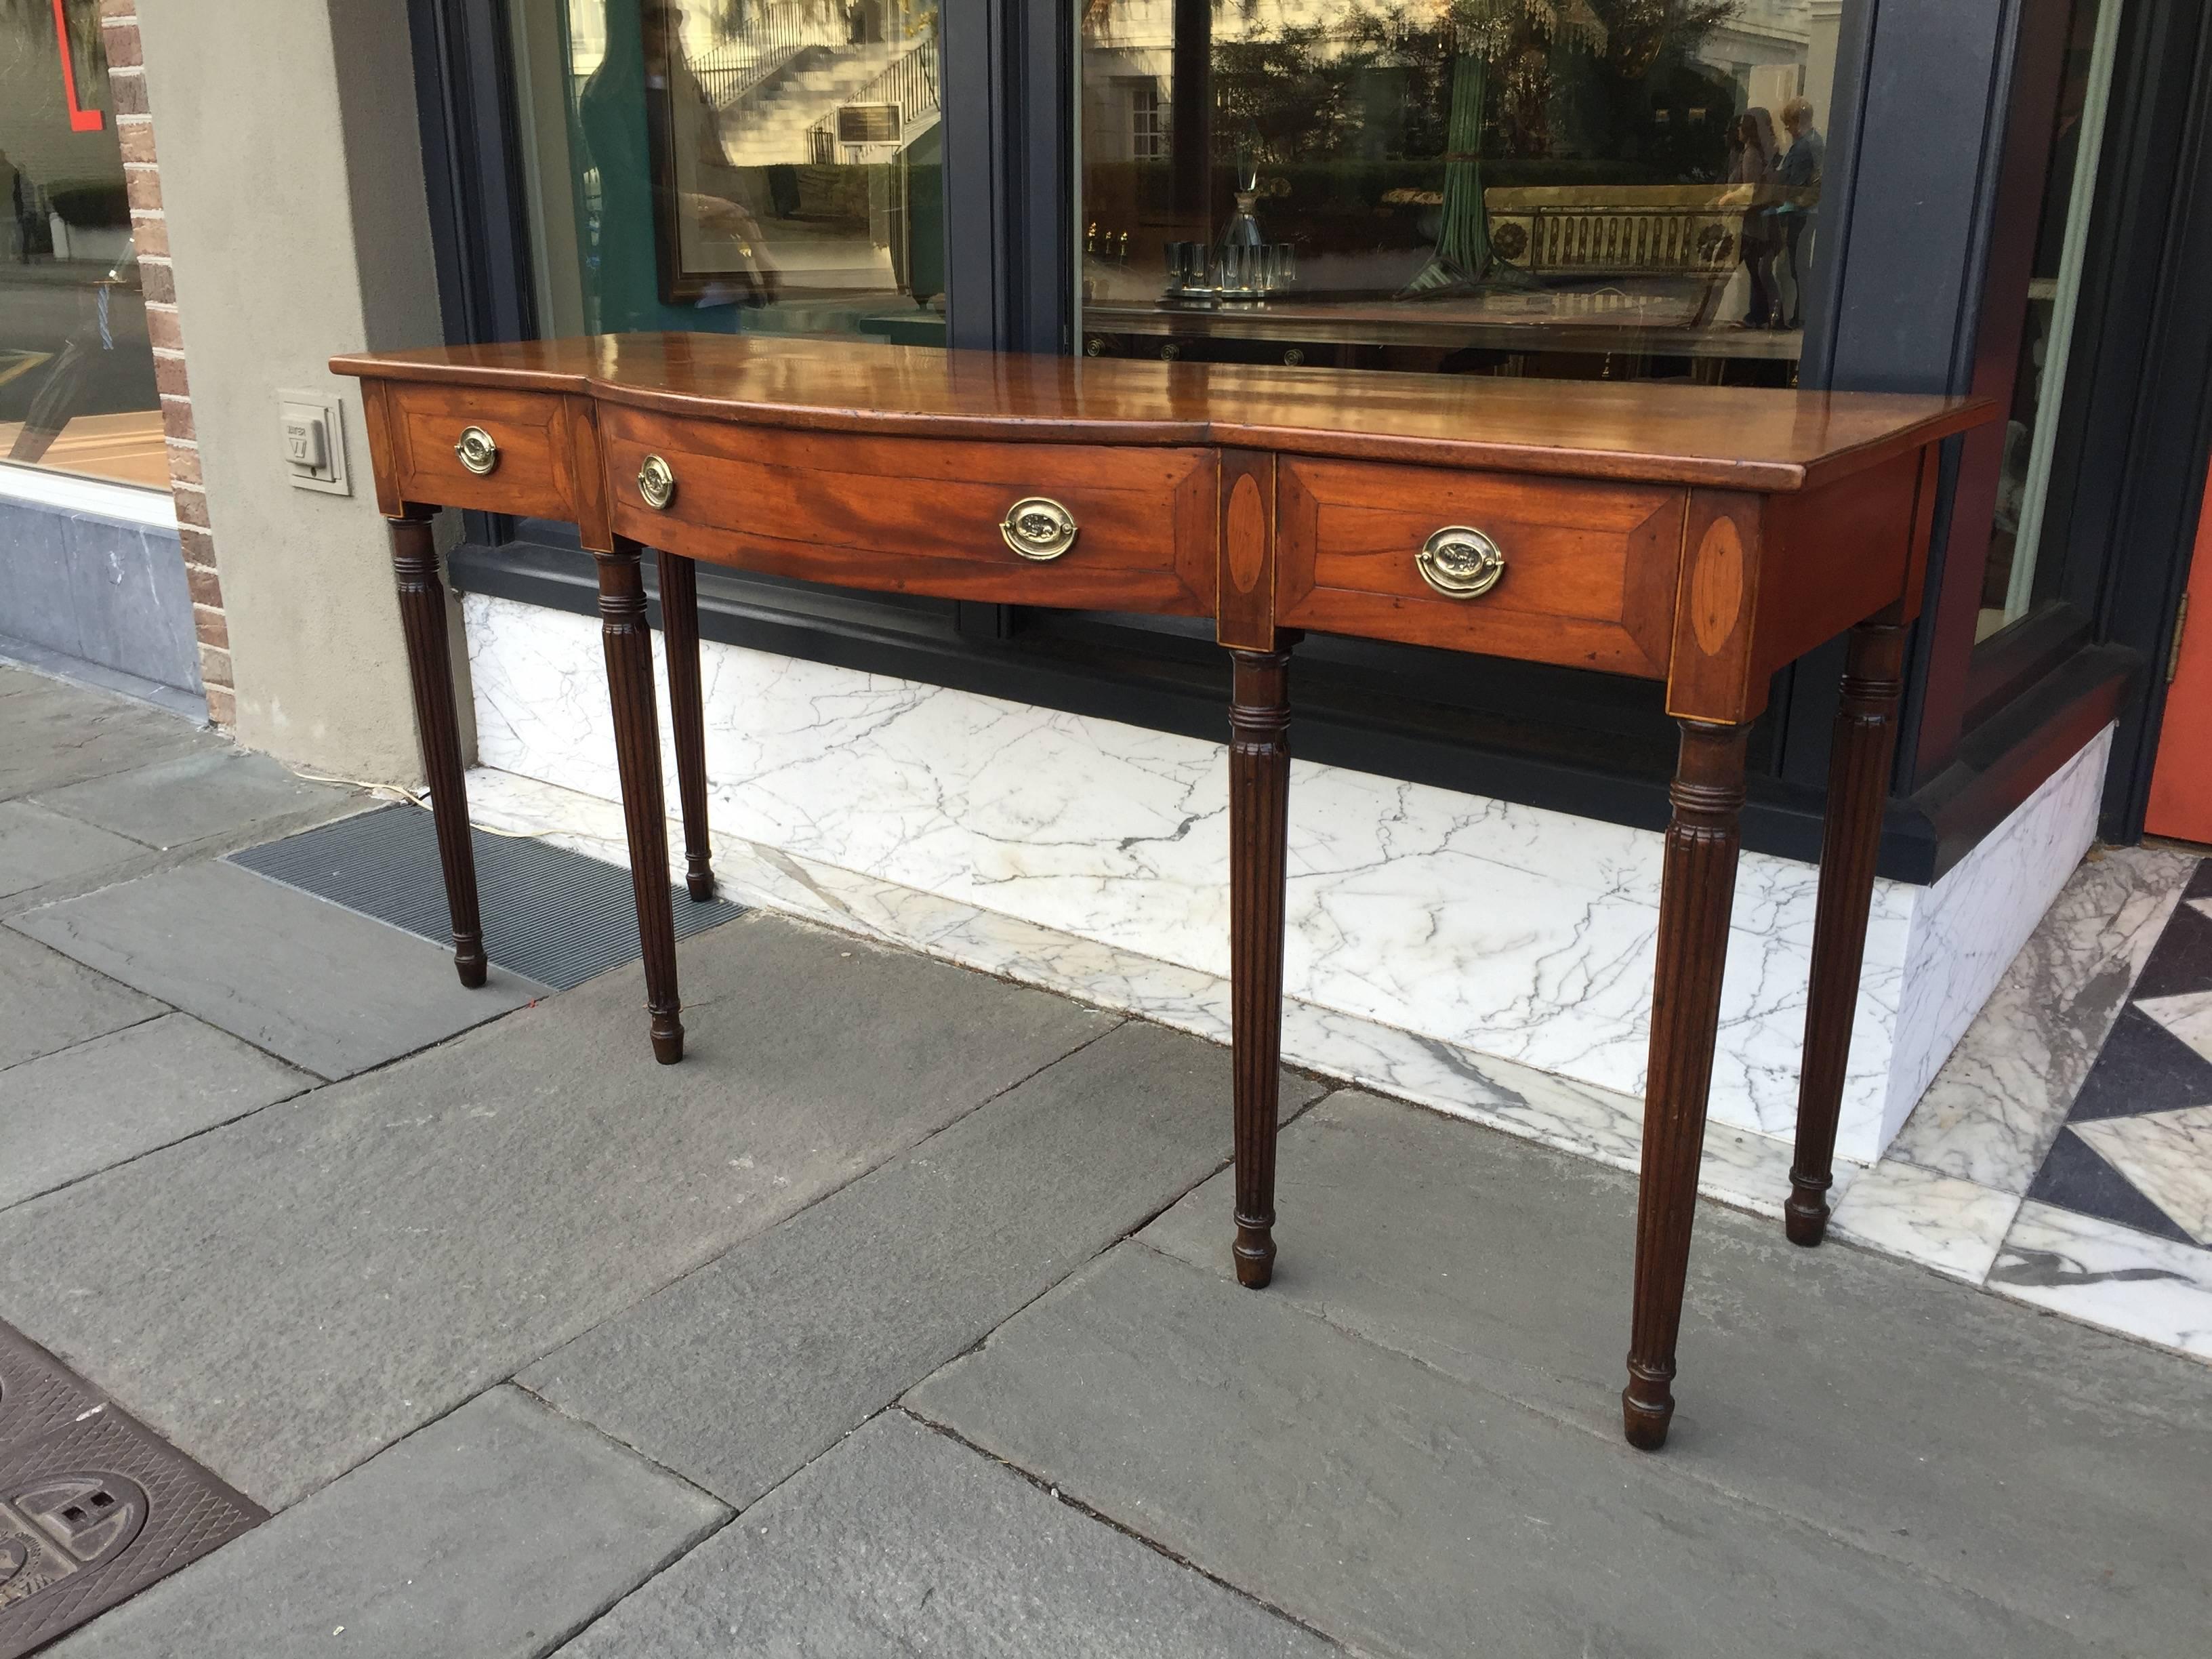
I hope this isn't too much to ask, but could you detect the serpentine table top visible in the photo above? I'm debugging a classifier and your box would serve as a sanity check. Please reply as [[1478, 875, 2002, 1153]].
[[333, 334, 1992, 1452]]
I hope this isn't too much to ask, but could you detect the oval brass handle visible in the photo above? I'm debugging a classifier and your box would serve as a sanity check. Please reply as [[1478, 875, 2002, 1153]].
[[638, 454, 676, 511], [1000, 496, 1078, 561], [1415, 526, 1507, 599], [453, 426, 499, 477]]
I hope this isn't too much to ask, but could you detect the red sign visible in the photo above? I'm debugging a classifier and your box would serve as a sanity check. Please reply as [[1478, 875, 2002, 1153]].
[[53, 0, 107, 134]]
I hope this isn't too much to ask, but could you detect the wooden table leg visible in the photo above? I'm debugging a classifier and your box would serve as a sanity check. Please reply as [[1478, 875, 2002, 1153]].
[[1623, 718, 1748, 1450], [388, 511, 487, 989], [1228, 645, 1292, 1288], [655, 548, 716, 902], [1786, 617, 1908, 1244], [597, 537, 684, 1065]]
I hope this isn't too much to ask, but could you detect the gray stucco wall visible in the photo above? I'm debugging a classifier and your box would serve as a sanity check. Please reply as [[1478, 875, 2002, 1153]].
[[135, 0, 462, 783]]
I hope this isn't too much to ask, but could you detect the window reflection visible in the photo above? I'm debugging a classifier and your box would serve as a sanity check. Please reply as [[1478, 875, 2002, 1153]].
[[1080, 0, 1841, 384], [510, 0, 943, 346], [0, 0, 163, 487], [1980, 0, 2119, 642]]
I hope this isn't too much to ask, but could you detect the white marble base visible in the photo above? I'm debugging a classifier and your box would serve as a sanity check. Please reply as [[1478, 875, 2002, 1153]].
[[2070, 1108, 2212, 1246], [1829, 1159, 2024, 1284], [1988, 1202, 2212, 1362], [1887, 844, 2198, 1193], [1851, 842, 2212, 1357], [462, 764, 1854, 1225], [462, 593, 2111, 1166], [461, 757, 2212, 1369]]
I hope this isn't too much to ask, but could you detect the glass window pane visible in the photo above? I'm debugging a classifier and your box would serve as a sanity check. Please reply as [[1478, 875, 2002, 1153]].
[[1, 0, 164, 487], [510, 0, 945, 346], [1979, 0, 2121, 642], [1080, 0, 1844, 386]]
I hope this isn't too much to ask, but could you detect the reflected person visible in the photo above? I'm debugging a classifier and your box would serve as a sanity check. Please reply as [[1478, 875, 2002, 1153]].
[[1727, 108, 1782, 329], [1776, 96, 1824, 331], [576, 0, 777, 333]]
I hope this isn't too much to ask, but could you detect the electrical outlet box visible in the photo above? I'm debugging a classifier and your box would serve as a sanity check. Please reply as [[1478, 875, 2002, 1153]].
[[279, 390, 349, 495]]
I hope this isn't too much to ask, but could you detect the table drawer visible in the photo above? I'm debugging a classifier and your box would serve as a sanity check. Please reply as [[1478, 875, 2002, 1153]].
[[372, 382, 589, 523], [603, 410, 1216, 614], [1278, 457, 1686, 677]]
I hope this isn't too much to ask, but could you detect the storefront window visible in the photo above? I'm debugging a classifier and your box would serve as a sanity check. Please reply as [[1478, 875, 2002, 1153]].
[[1080, 0, 1843, 384], [1978, 0, 2121, 641], [508, 0, 945, 347], [0, 0, 162, 487]]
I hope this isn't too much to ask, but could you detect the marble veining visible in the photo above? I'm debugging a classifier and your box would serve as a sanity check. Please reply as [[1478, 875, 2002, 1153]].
[[1879, 731, 2112, 1149], [2070, 1108, 2212, 1246], [1987, 1202, 2212, 1362], [1887, 844, 2197, 1193], [2137, 989, 2212, 1065], [461, 764, 1849, 1224], [463, 756, 2212, 1367], [462, 593, 2105, 1164], [1828, 1159, 2025, 1284]]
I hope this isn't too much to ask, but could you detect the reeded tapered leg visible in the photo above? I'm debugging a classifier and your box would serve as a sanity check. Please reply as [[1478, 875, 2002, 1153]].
[[655, 547, 716, 901], [1623, 719, 1749, 1450], [598, 537, 684, 1064], [388, 512, 486, 989], [1786, 619, 1908, 1245], [1228, 646, 1292, 1288]]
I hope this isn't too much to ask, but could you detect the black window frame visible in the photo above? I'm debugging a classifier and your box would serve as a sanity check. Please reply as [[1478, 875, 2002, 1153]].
[[408, 0, 2194, 882], [1863, 0, 2211, 851]]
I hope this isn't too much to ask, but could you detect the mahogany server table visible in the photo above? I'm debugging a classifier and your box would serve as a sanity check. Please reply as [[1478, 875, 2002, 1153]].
[[333, 334, 1988, 1450]]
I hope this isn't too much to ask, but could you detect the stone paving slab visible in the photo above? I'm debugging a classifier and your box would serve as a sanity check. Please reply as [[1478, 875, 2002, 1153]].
[[0, 799, 145, 899], [0, 678, 216, 800], [49, 1386, 729, 1659], [555, 1410, 1334, 1658], [1141, 1091, 2212, 1655], [33, 749, 355, 851], [0, 925, 163, 1072], [8, 860, 542, 1079], [0, 912, 1113, 1508], [911, 1244, 2103, 1659], [0, 1012, 312, 1210], [525, 1021, 1323, 1506]]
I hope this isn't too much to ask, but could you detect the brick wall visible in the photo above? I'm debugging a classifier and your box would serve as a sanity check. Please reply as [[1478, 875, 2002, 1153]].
[[100, 0, 233, 726]]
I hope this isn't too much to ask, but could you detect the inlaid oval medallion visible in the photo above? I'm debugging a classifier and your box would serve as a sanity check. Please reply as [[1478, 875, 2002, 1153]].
[[1226, 472, 1267, 595], [1689, 515, 1745, 656]]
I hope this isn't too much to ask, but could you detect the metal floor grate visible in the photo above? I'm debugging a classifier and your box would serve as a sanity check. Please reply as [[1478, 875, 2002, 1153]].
[[0, 1321, 262, 1657], [228, 805, 743, 991]]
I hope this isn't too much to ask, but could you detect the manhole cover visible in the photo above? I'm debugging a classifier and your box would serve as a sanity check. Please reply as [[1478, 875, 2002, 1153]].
[[0, 1322, 261, 1657]]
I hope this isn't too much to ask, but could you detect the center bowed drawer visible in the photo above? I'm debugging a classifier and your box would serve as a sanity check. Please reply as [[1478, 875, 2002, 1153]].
[[602, 411, 1218, 616], [1277, 457, 1688, 678]]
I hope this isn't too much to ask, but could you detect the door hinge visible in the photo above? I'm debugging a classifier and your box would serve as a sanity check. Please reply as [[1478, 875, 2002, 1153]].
[[2169, 592, 2191, 684]]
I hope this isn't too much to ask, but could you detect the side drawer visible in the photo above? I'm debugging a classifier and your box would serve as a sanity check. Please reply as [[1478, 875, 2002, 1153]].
[[369, 382, 594, 524], [602, 409, 1216, 615], [1278, 457, 1686, 677]]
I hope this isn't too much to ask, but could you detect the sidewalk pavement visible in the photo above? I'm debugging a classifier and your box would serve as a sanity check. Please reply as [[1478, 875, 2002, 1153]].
[[3, 659, 2209, 1658]]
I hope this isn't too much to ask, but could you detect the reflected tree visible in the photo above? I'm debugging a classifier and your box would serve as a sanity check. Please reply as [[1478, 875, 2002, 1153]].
[[1401, 0, 1734, 296], [1399, 1, 1606, 295]]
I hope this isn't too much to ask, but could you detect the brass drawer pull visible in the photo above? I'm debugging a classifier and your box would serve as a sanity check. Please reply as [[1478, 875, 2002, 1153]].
[[638, 454, 677, 510], [1416, 526, 1506, 598], [453, 426, 499, 476], [1000, 496, 1078, 560]]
